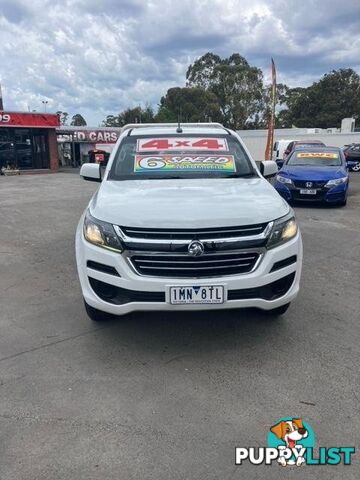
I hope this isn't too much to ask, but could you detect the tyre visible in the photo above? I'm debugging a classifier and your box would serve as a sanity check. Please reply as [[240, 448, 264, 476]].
[[351, 162, 360, 172], [264, 302, 291, 316], [83, 299, 113, 321]]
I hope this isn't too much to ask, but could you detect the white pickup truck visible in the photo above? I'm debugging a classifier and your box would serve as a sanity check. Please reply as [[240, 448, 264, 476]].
[[76, 123, 302, 321]]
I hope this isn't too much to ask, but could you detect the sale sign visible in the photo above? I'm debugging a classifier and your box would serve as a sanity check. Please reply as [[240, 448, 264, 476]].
[[134, 155, 236, 173], [297, 152, 338, 158], [136, 137, 228, 152]]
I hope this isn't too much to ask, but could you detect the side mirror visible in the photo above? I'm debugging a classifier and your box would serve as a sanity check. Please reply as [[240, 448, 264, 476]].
[[259, 160, 278, 178], [276, 160, 284, 169], [80, 163, 102, 182]]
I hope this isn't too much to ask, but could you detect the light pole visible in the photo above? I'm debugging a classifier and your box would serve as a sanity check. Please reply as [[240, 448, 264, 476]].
[[42, 100, 49, 112]]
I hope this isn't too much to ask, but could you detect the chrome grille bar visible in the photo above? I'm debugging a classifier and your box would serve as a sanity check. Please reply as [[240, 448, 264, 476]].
[[127, 250, 263, 278], [114, 222, 273, 246], [137, 256, 256, 264], [139, 263, 253, 271]]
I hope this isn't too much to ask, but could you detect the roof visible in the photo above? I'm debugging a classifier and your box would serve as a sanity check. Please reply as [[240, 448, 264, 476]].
[[292, 145, 341, 152], [56, 126, 121, 134], [293, 139, 324, 143], [123, 123, 228, 136]]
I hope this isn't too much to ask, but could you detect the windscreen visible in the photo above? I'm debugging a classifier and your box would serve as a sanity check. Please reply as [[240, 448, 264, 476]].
[[108, 134, 255, 180], [287, 151, 342, 167]]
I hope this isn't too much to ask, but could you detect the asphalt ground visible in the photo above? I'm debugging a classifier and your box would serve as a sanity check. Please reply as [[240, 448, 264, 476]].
[[0, 171, 359, 479]]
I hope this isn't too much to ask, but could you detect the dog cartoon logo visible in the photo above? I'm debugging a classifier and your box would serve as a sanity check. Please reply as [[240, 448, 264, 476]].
[[268, 417, 315, 466], [236, 418, 354, 467]]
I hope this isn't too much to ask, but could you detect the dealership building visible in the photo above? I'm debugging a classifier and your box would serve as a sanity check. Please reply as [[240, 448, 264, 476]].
[[56, 126, 121, 166], [0, 111, 60, 172]]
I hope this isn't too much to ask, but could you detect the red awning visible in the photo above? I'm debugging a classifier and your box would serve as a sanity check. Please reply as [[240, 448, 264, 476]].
[[0, 111, 60, 128]]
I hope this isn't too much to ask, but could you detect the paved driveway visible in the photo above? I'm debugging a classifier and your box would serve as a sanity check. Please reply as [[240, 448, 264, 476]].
[[0, 172, 359, 479]]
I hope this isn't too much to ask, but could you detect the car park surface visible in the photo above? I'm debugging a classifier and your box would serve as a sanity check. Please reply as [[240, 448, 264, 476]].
[[0, 172, 359, 479]]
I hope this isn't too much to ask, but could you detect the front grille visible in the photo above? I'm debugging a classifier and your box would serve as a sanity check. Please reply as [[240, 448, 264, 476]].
[[129, 251, 260, 278], [293, 180, 326, 188], [121, 223, 268, 240]]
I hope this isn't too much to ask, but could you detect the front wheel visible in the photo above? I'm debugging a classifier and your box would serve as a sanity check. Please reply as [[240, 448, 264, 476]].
[[83, 299, 114, 322], [264, 302, 291, 316]]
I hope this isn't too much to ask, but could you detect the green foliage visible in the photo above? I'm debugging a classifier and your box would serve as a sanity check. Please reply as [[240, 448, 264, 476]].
[[156, 87, 222, 123], [102, 115, 121, 127], [186, 53, 265, 129], [56, 111, 69, 126], [277, 69, 360, 128], [102, 106, 155, 127], [70, 113, 87, 126], [100, 56, 360, 131]]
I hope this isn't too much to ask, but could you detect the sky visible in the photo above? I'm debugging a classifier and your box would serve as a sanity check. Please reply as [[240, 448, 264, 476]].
[[0, 0, 360, 126]]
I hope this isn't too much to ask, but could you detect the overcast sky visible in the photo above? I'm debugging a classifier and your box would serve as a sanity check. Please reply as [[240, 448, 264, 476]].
[[1, 0, 359, 125]]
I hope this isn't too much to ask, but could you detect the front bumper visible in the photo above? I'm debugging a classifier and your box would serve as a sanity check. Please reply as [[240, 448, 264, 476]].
[[274, 181, 348, 203], [76, 219, 303, 316]]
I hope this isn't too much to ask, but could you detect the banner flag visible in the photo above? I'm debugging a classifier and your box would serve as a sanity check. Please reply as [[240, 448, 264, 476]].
[[264, 58, 277, 160], [0, 84, 3, 111]]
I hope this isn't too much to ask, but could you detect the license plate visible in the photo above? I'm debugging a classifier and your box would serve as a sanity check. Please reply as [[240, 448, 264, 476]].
[[169, 285, 224, 304], [300, 189, 317, 195]]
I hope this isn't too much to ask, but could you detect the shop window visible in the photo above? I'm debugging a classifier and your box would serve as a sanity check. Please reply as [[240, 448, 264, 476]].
[[0, 128, 15, 169], [15, 129, 32, 169]]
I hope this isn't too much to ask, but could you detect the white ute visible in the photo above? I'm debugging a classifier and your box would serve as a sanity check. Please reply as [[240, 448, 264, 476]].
[[76, 123, 302, 321]]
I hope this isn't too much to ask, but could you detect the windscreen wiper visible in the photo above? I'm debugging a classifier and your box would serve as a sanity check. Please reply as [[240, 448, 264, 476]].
[[146, 176, 183, 179], [225, 173, 257, 178]]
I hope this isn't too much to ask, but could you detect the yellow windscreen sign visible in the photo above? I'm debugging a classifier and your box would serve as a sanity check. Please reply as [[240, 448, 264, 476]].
[[297, 152, 338, 158]]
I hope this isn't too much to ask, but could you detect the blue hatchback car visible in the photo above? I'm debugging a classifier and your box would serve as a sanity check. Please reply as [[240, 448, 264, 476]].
[[274, 147, 349, 206]]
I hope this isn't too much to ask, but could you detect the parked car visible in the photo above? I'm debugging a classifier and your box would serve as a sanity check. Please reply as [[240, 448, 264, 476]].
[[273, 139, 295, 164], [343, 144, 360, 171], [76, 123, 302, 321], [280, 140, 326, 167], [274, 146, 348, 206]]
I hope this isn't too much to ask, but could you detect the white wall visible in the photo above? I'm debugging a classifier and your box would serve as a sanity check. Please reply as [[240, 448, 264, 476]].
[[237, 129, 360, 160]]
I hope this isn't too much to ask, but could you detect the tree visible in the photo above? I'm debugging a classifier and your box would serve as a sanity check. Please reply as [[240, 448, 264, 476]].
[[245, 83, 289, 129], [56, 111, 69, 126], [277, 69, 360, 128], [156, 87, 222, 123], [70, 113, 87, 126], [102, 115, 121, 127], [276, 86, 306, 128], [102, 105, 155, 127], [186, 52, 265, 129]]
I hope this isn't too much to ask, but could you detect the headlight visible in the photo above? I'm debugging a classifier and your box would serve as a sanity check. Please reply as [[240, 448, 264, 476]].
[[267, 213, 298, 249], [83, 211, 123, 252], [276, 174, 293, 185], [325, 177, 348, 186]]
